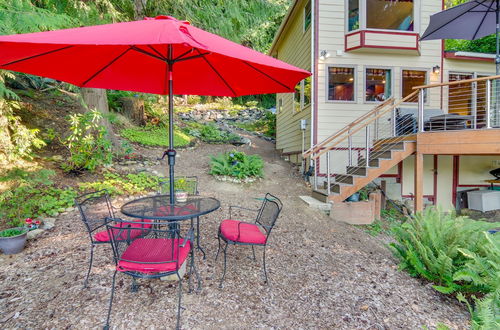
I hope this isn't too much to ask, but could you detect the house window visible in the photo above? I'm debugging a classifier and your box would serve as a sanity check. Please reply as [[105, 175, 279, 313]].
[[294, 77, 311, 111], [365, 68, 391, 102], [304, 1, 312, 31], [277, 98, 283, 114], [328, 67, 355, 102], [348, 0, 360, 31], [402, 69, 426, 102], [347, 0, 415, 32]]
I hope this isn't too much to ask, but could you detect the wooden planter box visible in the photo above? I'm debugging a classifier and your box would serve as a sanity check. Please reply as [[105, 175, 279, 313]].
[[330, 192, 381, 225]]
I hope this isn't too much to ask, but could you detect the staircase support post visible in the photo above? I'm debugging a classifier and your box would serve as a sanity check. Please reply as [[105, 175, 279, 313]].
[[365, 126, 370, 166], [313, 158, 318, 190], [414, 152, 424, 213], [418, 89, 425, 132], [326, 151, 331, 195], [486, 80, 492, 129]]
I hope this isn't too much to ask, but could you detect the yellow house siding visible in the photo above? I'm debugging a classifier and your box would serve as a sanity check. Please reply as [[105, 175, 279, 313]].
[[273, 0, 312, 159]]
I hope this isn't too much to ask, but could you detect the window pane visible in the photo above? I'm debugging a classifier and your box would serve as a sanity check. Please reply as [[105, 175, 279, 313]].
[[348, 0, 360, 31], [367, 0, 414, 31], [304, 1, 312, 30], [402, 70, 426, 101], [304, 77, 311, 106], [328, 67, 355, 101], [366, 68, 391, 102]]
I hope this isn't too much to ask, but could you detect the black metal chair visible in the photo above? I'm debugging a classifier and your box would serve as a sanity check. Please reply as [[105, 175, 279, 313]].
[[215, 193, 283, 288], [103, 218, 200, 330], [75, 190, 115, 288]]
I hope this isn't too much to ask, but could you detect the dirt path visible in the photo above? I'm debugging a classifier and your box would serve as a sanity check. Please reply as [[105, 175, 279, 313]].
[[0, 133, 469, 329]]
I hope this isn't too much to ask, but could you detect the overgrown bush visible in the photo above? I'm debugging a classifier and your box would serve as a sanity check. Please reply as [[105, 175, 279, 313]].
[[79, 171, 163, 196], [234, 111, 276, 137], [209, 150, 263, 179], [183, 122, 241, 144], [0, 169, 77, 227], [390, 207, 499, 328], [120, 125, 193, 147], [62, 109, 113, 172]]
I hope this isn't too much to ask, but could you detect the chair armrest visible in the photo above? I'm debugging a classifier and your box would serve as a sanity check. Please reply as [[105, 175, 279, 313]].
[[229, 205, 260, 220], [236, 220, 258, 241]]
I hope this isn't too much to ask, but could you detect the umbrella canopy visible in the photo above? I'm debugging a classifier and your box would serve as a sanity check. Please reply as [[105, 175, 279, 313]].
[[0, 15, 311, 203], [420, 0, 499, 73], [0, 15, 310, 96]]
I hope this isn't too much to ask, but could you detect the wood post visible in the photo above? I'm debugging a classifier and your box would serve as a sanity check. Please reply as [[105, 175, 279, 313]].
[[414, 152, 424, 212]]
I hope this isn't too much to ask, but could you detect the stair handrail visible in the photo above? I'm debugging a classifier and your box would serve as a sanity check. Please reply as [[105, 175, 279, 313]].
[[310, 90, 419, 160], [412, 74, 500, 90], [303, 98, 394, 157]]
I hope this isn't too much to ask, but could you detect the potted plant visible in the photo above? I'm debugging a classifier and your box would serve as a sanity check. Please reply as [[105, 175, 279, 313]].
[[174, 177, 189, 203], [0, 227, 28, 255]]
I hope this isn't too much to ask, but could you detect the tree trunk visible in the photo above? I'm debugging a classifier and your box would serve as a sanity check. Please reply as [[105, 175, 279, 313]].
[[133, 0, 147, 20], [80, 88, 122, 152], [121, 97, 145, 125]]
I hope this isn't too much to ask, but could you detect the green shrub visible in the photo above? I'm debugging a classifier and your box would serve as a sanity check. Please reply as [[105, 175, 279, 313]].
[[209, 150, 263, 179], [183, 122, 241, 144], [187, 95, 201, 105], [79, 171, 163, 196], [120, 125, 193, 147], [62, 109, 113, 172], [0, 169, 77, 227], [0, 228, 26, 237], [234, 111, 276, 137]]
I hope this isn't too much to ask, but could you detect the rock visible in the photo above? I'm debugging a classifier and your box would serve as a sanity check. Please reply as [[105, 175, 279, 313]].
[[27, 229, 44, 240]]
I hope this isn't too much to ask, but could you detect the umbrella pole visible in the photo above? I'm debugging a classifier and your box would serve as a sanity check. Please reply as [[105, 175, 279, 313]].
[[497, 0, 499, 75], [167, 45, 176, 205]]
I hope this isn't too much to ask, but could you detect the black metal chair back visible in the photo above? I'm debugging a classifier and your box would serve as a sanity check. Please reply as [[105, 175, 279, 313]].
[[75, 190, 115, 241], [255, 193, 283, 236], [158, 176, 199, 195]]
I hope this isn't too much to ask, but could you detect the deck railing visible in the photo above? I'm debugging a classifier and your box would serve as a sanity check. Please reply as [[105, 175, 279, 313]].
[[304, 75, 500, 194]]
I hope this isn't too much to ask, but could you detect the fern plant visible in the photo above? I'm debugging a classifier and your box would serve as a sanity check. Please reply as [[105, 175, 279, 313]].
[[209, 150, 263, 179]]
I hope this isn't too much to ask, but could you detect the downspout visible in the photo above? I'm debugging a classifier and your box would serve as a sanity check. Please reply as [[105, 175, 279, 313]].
[[310, 0, 318, 166]]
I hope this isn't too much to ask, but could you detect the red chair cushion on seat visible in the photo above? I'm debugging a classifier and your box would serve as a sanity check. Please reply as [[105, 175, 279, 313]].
[[117, 238, 190, 273], [94, 220, 152, 242], [219, 219, 267, 244]]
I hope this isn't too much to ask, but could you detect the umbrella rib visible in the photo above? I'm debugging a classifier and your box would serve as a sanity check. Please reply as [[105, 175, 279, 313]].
[[174, 48, 194, 61], [195, 49, 236, 96], [243, 61, 291, 90], [0, 45, 73, 67], [81, 47, 133, 87], [131, 46, 166, 61], [473, 0, 495, 39], [147, 45, 166, 60], [175, 52, 211, 63], [421, 0, 487, 39]]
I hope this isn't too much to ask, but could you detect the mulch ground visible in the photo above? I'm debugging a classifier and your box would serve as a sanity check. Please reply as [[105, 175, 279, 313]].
[[0, 133, 469, 329]]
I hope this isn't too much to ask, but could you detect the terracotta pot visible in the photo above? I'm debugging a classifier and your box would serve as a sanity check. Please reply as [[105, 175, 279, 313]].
[[0, 228, 28, 255]]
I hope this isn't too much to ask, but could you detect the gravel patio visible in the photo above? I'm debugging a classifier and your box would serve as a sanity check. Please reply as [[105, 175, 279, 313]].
[[0, 133, 469, 329]]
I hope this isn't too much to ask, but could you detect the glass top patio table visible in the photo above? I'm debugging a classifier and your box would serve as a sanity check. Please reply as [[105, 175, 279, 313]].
[[121, 194, 220, 221]]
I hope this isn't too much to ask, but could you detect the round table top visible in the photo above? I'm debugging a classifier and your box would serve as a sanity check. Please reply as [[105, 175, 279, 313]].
[[121, 195, 220, 221]]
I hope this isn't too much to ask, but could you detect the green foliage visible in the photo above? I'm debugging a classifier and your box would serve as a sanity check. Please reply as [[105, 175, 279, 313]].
[[120, 125, 193, 147], [209, 150, 264, 179], [390, 208, 497, 293], [234, 111, 276, 137], [0, 228, 26, 237], [183, 122, 241, 143], [158, 177, 198, 194], [0, 169, 77, 227], [0, 100, 46, 161], [62, 109, 113, 172], [79, 171, 163, 196]]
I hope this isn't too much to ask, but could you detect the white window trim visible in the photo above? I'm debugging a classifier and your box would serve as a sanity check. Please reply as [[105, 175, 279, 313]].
[[345, 0, 420, 34], [325, 64, 358, 104], [401, 67, 430, 105], [363, 66, 395, 104]]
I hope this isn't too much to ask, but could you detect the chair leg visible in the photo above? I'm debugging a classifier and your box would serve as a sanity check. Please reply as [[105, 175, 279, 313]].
[[215, 234, 222, 261], [176, 274, 183, 330], [84, 243, 95, 288], [188, 250, 194, 293], [262, 246, 268, 284], [219, 242, 229, 288], [252, 246, 256, 261], [130, 277, 139, 293], [196, 217, 206, 260], [104, 270, 117, 330]]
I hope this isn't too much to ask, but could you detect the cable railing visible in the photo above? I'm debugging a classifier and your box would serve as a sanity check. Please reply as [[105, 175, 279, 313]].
[[305, 75, 500, 196]]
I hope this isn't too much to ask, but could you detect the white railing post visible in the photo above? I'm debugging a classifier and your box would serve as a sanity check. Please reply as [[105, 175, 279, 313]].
[[487, 80, 492, 129], [326, 151, 331, 195], [418, 89, 425, 132], [348, 129, 353, 166], [365, 126, 370, 166], [472, 81, 477, 129], [313, 157, 318, 190], [374, 109, 379, 140]]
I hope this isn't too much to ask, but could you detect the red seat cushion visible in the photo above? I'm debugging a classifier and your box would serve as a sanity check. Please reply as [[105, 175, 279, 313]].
[[219, 219, 266, 244], [117, 238, 190, 273], [94, 220, 152, 242]]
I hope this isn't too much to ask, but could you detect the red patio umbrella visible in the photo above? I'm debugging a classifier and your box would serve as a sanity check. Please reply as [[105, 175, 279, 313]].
[[0, 15, 311, 202]]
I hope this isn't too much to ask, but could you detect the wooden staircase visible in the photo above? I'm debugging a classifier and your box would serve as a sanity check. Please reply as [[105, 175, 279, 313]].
[[311, 140, 415, 203]]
